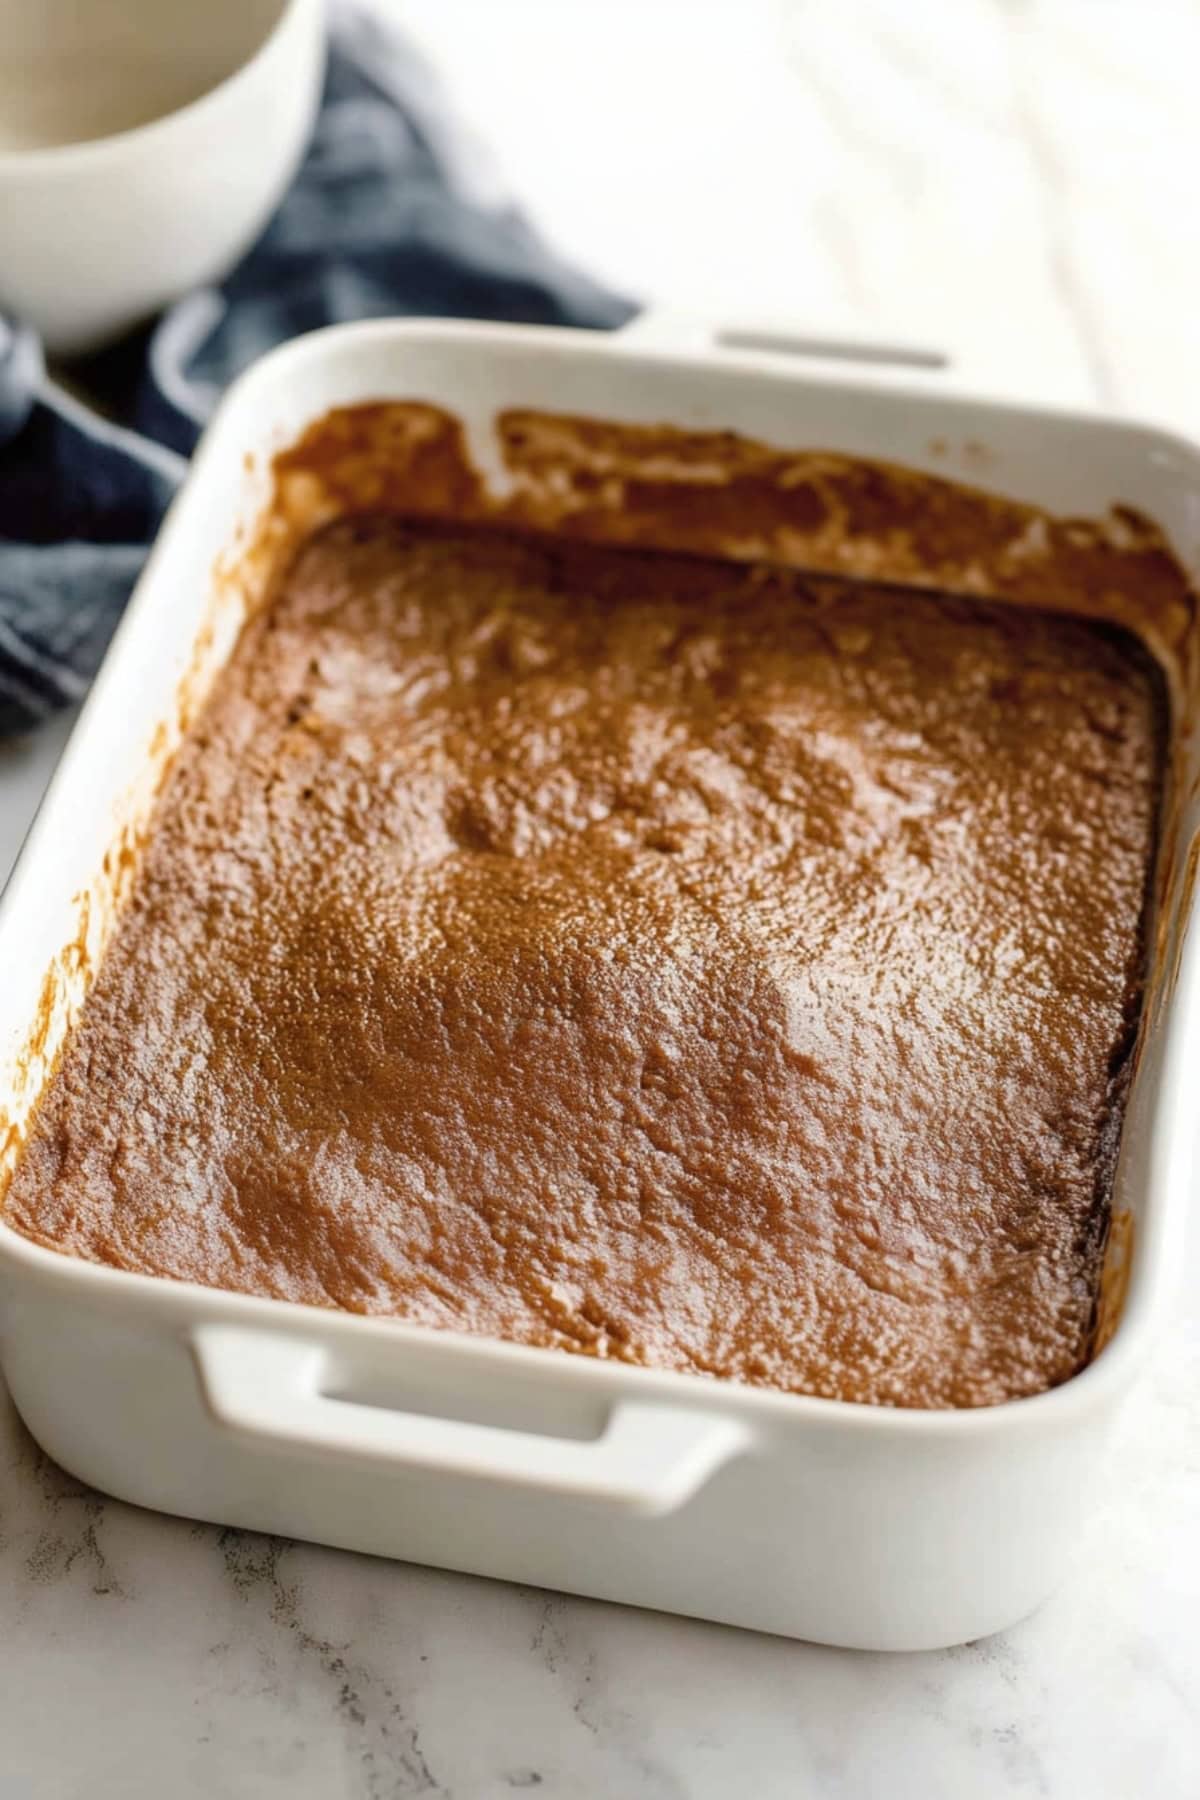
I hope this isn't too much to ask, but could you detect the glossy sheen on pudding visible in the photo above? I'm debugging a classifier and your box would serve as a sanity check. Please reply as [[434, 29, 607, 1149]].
[[4, 518, 1163, 1406]]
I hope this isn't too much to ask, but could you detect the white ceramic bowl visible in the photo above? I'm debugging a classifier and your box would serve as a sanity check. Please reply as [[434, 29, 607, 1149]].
[[0, 0, 325, 355]]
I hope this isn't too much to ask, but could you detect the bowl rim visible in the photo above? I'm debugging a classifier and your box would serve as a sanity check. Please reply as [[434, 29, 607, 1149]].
[[0, 0, 321, 173]]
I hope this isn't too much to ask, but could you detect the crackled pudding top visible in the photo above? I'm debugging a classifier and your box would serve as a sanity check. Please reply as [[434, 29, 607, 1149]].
[[4, 515, 1163, 1406]]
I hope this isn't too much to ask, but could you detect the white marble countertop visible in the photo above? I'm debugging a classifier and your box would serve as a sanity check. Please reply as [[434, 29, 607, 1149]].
[[3, 3, 1199, 1794]]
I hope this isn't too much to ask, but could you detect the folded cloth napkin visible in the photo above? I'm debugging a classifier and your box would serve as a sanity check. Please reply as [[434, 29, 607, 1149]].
[[0, 2, 634, 739]]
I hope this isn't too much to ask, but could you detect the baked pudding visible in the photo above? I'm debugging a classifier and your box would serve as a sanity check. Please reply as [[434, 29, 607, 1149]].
[[3, 515, 1163, 1407]]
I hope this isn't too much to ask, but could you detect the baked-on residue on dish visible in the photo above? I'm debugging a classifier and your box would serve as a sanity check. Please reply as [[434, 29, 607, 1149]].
[[3, 517, 1164, 1406]]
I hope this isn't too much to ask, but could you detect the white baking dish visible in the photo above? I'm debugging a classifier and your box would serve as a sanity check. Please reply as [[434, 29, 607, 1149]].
[[1, 318, 1198, 1652]]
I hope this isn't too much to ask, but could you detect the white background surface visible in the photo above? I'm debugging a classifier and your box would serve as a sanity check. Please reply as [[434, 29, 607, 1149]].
[[3, 3, 1199, 1796]]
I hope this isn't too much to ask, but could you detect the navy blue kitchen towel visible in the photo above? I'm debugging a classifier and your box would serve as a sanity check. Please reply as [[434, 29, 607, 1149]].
[[0, 3, 635, 737]]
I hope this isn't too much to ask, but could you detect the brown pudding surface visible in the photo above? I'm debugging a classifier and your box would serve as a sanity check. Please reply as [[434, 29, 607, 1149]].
[[4, 518, 1163, 1406]]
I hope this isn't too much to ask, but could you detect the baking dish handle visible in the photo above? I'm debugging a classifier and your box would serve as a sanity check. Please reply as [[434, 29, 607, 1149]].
[[192, 1325, 748, 1517], [618, 307, 1064, 402]]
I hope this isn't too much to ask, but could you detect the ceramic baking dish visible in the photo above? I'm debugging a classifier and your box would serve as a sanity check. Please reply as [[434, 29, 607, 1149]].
[[1, 317, 1198, 1652]]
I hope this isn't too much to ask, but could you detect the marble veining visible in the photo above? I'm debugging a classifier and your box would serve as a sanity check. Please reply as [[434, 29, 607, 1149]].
[[3, 1, 1200, 1793]]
